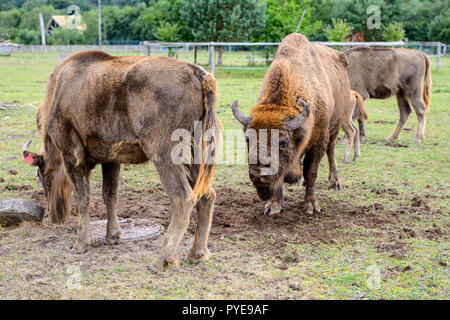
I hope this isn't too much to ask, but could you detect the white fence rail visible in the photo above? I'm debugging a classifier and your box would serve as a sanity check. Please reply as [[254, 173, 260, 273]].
[[7, 41, 448, 73]]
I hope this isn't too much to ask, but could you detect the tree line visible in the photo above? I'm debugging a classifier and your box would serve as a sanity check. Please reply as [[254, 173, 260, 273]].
[[0, 0, 449, 46]]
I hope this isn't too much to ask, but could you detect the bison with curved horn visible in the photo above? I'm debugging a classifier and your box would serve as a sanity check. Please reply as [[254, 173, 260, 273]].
[[23, 51, 220, 271], [231, 33, 351, 216]]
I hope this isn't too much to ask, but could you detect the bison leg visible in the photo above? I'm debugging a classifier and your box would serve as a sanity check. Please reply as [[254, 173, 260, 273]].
[[352, 122, 361, 161], [188, 190, 216, 263], [264, 184, 283, 216], [386, 92, 411, 142], [186, 165, 215, 263], [410, 94, 427, 143], [102, 163, 122, 245], [153, 163, 195, 271], [303, 148, 324, 214], [358, 119, 367, 140], [341, 120, 356, 163], [326, 137, 343, 190], [65, 163, 92, 254]]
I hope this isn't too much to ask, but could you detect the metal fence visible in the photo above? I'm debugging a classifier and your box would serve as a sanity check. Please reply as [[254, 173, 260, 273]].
[[6, 41, 448, 73]]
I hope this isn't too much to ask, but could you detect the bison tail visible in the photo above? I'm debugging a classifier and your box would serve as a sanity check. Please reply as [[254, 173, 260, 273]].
[[48, 164, 72, 224], [190, 73, 220, 202], [354, 91, 369, 121], [423, 54, 432, 110]]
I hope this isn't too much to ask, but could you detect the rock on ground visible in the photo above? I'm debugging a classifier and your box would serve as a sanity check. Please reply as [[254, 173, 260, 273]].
[[0, 199, 44, 227]]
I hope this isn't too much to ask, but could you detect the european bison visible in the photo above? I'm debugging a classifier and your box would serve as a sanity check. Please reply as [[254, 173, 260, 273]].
[[231, 33, 351, 216], [23, 51, 220, 271], [345, 47, 431, 143]]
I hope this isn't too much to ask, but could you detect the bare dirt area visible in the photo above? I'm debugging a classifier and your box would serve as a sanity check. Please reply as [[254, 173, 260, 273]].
[[0, 180, 448, 299], [23, 184, 404, 246]]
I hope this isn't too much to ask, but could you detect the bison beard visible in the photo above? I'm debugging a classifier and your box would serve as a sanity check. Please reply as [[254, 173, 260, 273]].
[[256, 185, 273, 201]]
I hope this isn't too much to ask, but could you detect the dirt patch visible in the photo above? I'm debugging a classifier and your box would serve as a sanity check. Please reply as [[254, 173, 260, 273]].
[[373, 120, 395, 124], [385, 142, 408, 148], [423, 227, 445, 241], [376, 240, 408, 259], [4, 185, 32, 191], [22, 184, 400, 247]]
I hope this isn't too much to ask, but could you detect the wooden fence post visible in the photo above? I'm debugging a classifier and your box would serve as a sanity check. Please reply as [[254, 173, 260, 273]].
[[194, 46, 197, 65], [436, 42, 441, 71], [146, 44, 150, 56], [208, 43, 215, 75]]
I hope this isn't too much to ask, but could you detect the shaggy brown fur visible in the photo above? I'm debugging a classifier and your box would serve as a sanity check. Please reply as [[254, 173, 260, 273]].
[[345, 47, 431, 143], [232, 33, 351, 215], [24, 51, 220, 271]]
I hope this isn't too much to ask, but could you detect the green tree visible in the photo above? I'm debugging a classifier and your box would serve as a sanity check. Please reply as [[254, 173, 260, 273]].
[[181, 0, 266, 65], [16, 28, 40, 44], [324, 19, 351, 42], [261, 0, 323, 42], [154, 21, 181, 57], [383, 22, 406, 41], [48, 28, 84, 45], [142, 0, 184, 41], [428, 9, 450, 43]]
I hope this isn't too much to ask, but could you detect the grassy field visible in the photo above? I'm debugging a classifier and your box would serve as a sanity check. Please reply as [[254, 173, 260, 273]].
[[0, 52, 448, 299]]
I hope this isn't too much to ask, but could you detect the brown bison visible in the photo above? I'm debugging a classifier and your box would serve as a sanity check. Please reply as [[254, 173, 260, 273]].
[[345, 47, 431, 143], [22, 51, 220, 271], [231, 33, 351, 216]]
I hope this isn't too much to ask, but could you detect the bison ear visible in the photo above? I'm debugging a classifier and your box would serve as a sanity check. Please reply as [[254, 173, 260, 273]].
[[22, 139, 43, 167]]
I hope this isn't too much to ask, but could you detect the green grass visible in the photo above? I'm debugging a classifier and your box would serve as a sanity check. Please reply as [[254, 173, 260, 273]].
[[0, 52, 448, 299]]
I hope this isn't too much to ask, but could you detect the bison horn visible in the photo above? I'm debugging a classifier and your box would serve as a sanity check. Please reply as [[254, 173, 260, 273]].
[[286, 98, 310, 130], [22, 138, 33, 152], [231, 100, 252, 126]]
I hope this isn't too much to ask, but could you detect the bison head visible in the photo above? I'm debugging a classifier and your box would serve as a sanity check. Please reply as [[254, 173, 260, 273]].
[[22, 139, 72, 223], [231, 99, 310, 200]]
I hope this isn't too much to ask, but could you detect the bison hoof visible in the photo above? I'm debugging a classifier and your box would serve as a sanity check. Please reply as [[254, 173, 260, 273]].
[[264, 201, 282, 216], [304, 200, 321, 215], [153, 256, 181, 272], [329, 179, 343, 190], [71, 239, 90, 254], [412, 136, 424, 144], [187, 248, 211, 264], [106, 231, 122, 245]]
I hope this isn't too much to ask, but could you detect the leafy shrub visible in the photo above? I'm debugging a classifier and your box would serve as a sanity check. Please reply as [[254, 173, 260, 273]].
[[48, 29, 84, 45], [383, 23, 406, 41], [16, 29, 41, 44], [324, 19, 351, 42]]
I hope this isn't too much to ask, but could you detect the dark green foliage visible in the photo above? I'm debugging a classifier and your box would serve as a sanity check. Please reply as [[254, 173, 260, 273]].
[[0, 0, 448, 44], [180, 0, 265, 42]]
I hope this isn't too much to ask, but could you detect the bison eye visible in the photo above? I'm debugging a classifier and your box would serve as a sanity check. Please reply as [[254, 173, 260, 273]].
[[280, 139, 289, 148]]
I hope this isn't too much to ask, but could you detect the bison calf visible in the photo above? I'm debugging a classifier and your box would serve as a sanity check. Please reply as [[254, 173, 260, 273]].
[[340, 90, 369, 162]]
